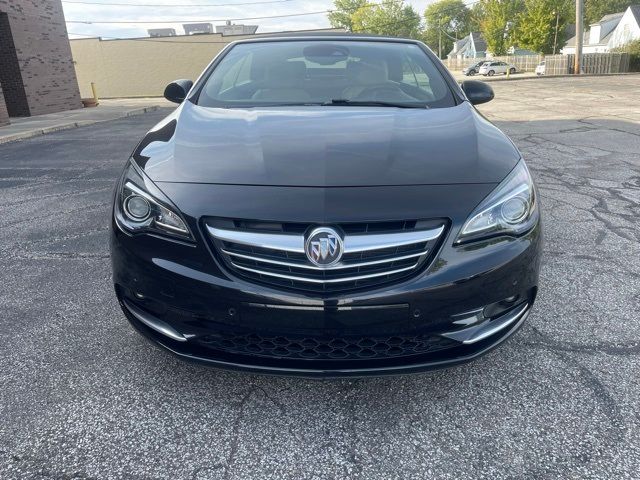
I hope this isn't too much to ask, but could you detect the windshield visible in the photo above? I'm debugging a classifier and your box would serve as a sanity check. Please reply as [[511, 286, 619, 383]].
[[196, 40, 456, 108]]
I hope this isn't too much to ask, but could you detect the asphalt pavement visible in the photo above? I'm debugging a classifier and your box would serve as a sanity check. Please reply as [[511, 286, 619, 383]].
[[1, 76, 639, 479]]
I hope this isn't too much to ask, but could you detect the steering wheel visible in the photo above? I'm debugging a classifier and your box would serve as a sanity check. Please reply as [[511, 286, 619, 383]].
[[354, 84, 407, 101]]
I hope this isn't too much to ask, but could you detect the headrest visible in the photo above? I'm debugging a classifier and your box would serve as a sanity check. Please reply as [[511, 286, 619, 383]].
[[346, 60, 388, 85], [265, 61, 307, 87]]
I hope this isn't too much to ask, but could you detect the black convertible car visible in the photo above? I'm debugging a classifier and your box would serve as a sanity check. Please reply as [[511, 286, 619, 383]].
[[111, 35, 542, 377]]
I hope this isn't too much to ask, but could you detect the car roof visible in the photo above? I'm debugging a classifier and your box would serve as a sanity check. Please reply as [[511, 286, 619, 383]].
[[228, 33, 423, 46]]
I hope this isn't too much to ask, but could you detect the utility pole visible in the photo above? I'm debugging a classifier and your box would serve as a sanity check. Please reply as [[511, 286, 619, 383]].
[[438, 17, 442, 59], [553, 11, 560, 54], [574, 0, 583, 73]]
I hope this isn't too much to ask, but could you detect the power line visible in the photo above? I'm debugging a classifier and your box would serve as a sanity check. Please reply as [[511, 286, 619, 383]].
[[66, 0, 483, 26], [67, 0, 485, 39], [69, 15, 436, 44], [69, 31, 240, 42], [68, 28, 345, 43], [67, 10, 333, 23], [63, 0, 298, 7]]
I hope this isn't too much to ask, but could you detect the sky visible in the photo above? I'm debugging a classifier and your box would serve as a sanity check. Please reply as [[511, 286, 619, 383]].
[[63, 0, 437, 39]]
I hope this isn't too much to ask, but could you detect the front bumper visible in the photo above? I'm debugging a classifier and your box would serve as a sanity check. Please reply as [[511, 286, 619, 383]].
[[111, 217, 542, 377]]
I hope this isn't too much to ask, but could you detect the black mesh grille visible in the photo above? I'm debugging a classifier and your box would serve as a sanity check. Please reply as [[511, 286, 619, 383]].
[[197, 331, 458, 360]]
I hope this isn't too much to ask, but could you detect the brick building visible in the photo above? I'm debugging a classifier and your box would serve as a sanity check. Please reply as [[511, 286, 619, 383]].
[[0, 0, 81, 126]]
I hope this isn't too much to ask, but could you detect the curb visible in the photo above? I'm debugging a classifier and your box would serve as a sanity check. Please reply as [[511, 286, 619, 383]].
[[0, 105, 161, 145], [477, 71, 640, 83]]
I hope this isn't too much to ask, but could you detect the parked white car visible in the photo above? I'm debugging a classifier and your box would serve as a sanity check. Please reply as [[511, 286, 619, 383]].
[[478, 61, 517, 76], [535, 61, 546, 75]]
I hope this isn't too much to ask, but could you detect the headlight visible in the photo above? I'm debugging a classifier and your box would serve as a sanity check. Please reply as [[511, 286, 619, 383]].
[[114, 160, 193, 241], [456, 160, 538, 244]]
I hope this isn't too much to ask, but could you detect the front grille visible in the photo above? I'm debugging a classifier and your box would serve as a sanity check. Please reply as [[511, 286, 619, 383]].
[[197, 331, 458, 360], [205, 218, 447, 293]]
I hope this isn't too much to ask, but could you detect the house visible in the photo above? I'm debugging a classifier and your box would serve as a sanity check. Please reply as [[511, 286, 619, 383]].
[[448, 32, 540, 59], [562, 5, 640, 54], [507, 46, 538, 55], [447, 32, 488, 59], [447, 37, 469, 59]]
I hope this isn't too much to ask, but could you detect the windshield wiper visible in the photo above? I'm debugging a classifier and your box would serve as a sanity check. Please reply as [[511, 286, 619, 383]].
[[323, 99, 429, 109]]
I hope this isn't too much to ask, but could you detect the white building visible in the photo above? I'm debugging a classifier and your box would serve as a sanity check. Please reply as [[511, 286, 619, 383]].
[[447, 32, 538, 60], [562, 5, 640, 54], [183, 23, 213, 35], [215, 21, 258, 36], [447, 32, 487, 59], [147, 28, 177, 38]]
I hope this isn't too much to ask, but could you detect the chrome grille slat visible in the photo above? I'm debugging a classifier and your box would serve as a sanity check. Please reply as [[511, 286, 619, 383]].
[[233, 264, 419, 284], [206, 225, 443, 254], [343, 227, 443, 253], [206, 220, 446, 292], [221, 248, 428, 271], [207, 226, 305, 253]]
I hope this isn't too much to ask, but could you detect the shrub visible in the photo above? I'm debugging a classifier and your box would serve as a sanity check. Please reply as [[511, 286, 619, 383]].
[[613, 39, 640, 71]]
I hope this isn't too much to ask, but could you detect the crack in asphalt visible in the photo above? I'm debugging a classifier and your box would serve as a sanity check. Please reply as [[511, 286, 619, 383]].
[[223, 387, 259, 480], [529, 349, 627, 477], [526, 325, 640, 356], [2, 76, 640, 479]]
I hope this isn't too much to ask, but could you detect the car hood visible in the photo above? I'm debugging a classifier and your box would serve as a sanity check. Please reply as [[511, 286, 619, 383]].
[[134, 101, 520, 187]]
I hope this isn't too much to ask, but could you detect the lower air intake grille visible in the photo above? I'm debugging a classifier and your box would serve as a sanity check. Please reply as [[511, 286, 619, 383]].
[[205, 218, 447, 293], [197, 331, 458, 360]]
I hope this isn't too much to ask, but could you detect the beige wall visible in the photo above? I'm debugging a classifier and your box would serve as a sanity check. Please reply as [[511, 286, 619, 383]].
[[71, 29, 344, 99]]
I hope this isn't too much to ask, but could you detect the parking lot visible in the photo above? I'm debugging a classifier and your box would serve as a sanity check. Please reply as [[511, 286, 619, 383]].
[[1, 75, 639, 479]]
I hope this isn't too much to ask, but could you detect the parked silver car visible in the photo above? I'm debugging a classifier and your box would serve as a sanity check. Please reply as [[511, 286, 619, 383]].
[[462, 61, 486, 76]]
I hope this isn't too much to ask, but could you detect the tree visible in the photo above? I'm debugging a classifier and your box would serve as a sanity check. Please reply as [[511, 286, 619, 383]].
[[612, 38, 640, 71], [612, 38, 640, 54], [328, 0, 369, 31], [514, 0, 571, 53], [468, 2, 485, 32], [478, 0, 524, 55], [586, 0, 633, 25], [350, 0, 422, 38], [423, 0, 472, 57]]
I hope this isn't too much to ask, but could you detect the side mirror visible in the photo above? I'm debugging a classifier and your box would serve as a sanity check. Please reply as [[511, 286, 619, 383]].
[[460, 80, 494, 105], [164, 79, 193, 104]]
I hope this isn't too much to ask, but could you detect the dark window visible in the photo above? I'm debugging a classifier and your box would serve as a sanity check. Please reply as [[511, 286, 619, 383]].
[[197, 40, 456, 108]]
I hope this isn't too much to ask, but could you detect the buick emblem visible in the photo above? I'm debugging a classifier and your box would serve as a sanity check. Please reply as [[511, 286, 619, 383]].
[[305, 227, 343, 267]]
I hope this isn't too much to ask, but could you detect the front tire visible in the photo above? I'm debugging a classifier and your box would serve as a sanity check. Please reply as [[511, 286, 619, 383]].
[[488, 70, 495, 77]]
